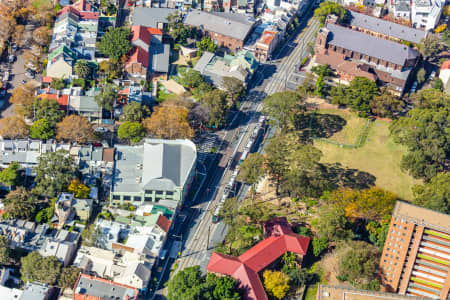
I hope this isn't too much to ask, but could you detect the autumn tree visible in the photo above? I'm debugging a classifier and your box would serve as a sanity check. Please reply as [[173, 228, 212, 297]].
[[329, 187, 397, 221], [68, 179, 90, 199], [32, 26, 51, 46], [98, 59, 121, 80], [10, 83, 36, 117], [0, 116, 28, 139], [237, 153, 265, 201], [370, 91, 404, 118], [22, 50, 40, 72], [12, 25, 26, 47], [56, 115, 94, 144], [263, 270, 290, 300], [34, 150, 78, 198], [117, 121, 145, 143], [3, 187, 37, 220], [143, 105, 194, 139]]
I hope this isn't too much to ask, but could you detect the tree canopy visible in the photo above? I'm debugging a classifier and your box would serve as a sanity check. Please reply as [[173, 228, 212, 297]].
[[263, 270, 290, 300], [33, 98, 65, 127], [263, 91, 305, 130], [143, 105, 194, 139], [316, 203, 354, 241], [95, 84, 117, 117], [167, 266, 241, 300], [56, 115, 94, 144], [0, 162, 21, 188], [117, 121, 145, 143], [418, 35, 442, 59], [201, 90, 229, 128], [68, 179, 91, 199], [223, 77, 245, 103], [196, 37, 218, 53], [412, 172, 449, 214], [34, 150, 78, 198], [0, 236, 12, 266], [314, 1, 347, 25], [10, 83, 36, 117], [0, 116, 29, 139], [30, 118, 54, 140], [121, 102, 150, 122], [3, 187, 37, 220], [237, 153, 265, 199], [98, 27, 132, 60], [20, 252, 62, 285], [74, 59, 92, 79]]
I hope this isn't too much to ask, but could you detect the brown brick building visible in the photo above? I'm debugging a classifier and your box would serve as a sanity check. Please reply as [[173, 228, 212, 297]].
[[379, 201, 450, 299], [184, 11, 255, 53], [314, 17, 419, 95]]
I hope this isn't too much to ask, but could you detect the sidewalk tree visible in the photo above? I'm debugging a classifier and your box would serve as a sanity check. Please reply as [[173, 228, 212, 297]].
[[98, 27, 132, 60], [412, 172, 449, 213], [30, 119, 55, 140], [0, 116, 29, 139], [264, 135, 290, 194], [0, 162, 20, 188], [10, 83, 36, 117], [263, 91, 305, 130], [200, 90, 229, 128], [237, 153, 265, 200], [33, 98, 65, 126], [121, 102, 150, 122], [143, 105, 194, 139], [263, 270, 290, 300], [56, 115, 94, 144], [223, 77, 245, 103], [117, 121, 145, 143], [34, 150, 78, 198], [32, 26, 51, 46], [74, 59, 92, 79], [3, 187, 37, 220]]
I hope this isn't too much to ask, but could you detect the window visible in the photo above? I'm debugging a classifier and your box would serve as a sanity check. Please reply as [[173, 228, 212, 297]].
[[156, 191, 164, 195], [123, 196, 131, 201], [134, 196, 141, 201], [166, 191, 174, 196], [155, 198, 161, 202], [145, 190, 153, 194], [144, 197, 153, 202], [112, 195, 120, 200]]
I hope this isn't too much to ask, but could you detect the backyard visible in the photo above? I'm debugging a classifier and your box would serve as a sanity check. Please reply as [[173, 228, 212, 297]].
[[313, 109, 421, 200]]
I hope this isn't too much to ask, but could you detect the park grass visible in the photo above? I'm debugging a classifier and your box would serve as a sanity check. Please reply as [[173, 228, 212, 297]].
[[32, 0, 51, 9], [317, 109, 366, 145], [314, 111, 421, 200]]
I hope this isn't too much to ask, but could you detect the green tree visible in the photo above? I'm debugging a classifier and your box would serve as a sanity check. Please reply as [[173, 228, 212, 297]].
[[74, 59, 92, 79], [0, 236, 12, 266], [311, 64, 333, 77], [205, 273, 241, 300], [263, 91, 305, 130], [263, 270, 290, 300], [442, 29, 450, 47], [389, 97, 449, 180], [370, 91, 404, 118], [20, 252, 61, 285], [34, 150, 78, 198], [264, 135, 290, 194], [219, 197, 238, 227], [180, 69, 204, 89], [33, 98, 65, 127], [167, 266, 204, 300], [3, 187, 37, 220], [412, 172, 449, 213], [331, 77, 379, 117], [418, 35, 442, 59], [237, 153, 265, 201], [416, 68, 426, 85], [81, 224, 100, 247], [98, 27, 132, 60], [120, 102, 150, 122], [30, 119, 54, 140], [117, 121, 145, 143], [314, 1, 348, 25], [223, 77, 245, 103], [50, 78, 65, 90], [312, 237, 329, 257], [95, 84, 117, 119], [196, 37, 218, 53], [434, 78, 443, 91], [366, 218, 389, 250], [337, 241, 380, 290], [0, 161, 21, 188], [287, 268, 313, 287], [316, 204, 353, 241], [58, 266, 81, 289], [201, 90, 228, 128]]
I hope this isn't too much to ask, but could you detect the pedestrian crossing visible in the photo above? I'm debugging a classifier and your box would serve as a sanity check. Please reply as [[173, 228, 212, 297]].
[[197, 134, 217, 163]]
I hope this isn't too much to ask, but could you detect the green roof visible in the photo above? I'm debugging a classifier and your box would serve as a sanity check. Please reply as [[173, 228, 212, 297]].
[[151, 205, 174, 220], [115, 216, 131, 225], [48, 45, 76, 61]]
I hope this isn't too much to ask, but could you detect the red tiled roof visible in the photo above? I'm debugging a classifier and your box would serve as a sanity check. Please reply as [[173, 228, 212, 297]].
[[131, 25, 162, 47], [315, 52, 377, 82], [156, 215, 172, 233], [441, 60, 450, 70], [36, 94, 69, 108], [72, 0, 91, 11], [207, 218, 310, 300], [42, 76, 53, 83], [57, 4, 99, 20], [126, 47, 149, 68], [118, 87, 130, 95], [259, 31, 277, 46]]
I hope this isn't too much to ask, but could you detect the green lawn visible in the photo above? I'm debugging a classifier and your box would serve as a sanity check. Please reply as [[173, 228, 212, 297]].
[[314, 110, 421, 200], [32, 0, 51, 9], [317, 109, 367, 145]]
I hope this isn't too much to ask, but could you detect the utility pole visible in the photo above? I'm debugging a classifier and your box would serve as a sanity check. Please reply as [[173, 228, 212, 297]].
[[206, 225, 210, 250]]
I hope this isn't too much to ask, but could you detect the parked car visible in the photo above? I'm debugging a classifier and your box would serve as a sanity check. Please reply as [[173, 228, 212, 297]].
[[8, 55, 15, 63], [11, 44, 17, 51], [95, 127, 108, 133], [25, 70, 35, 79], [21, 79, 27, 84], [430, 71, 436, 80], [4, 71, 9, 81]]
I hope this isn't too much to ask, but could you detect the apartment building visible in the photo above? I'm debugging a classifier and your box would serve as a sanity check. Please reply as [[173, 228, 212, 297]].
[[411, 0, 443, 30], [316, 285, 430, 300], [379, 201, 450, 300]]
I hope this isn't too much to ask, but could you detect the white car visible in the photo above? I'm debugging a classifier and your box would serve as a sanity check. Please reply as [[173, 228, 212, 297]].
[[430, 71, 436, 80], [95, 127, 108, 133]]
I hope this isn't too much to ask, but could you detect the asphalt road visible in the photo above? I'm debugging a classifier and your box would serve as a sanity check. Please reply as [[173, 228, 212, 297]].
[[148, 8, 321, 299]]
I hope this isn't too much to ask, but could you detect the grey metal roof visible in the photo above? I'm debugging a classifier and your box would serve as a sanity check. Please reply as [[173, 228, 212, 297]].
[[184, 11, 254, 41], [395, 0, 410, 11], [194, 52, 215, 74], [326, 23, 419, 66], [348, 11, 426, 44], [150, 43, 170, 73], [19, 283, 50, 300], [131, 7, 176, 27], [75, 275, 137, 300]]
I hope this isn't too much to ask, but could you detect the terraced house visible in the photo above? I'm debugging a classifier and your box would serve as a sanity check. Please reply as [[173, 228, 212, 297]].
[[379, 201, 450, 299]]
